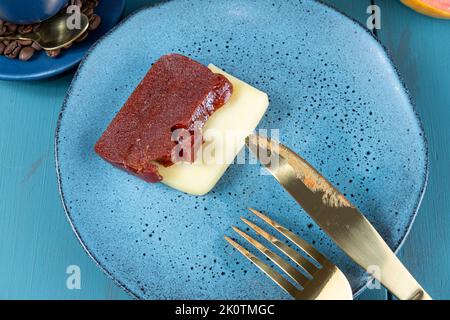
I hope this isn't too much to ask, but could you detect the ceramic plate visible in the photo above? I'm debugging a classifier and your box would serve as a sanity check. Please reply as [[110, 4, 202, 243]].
[[0, 0, 126, 81], [56, 0, 428, 299]]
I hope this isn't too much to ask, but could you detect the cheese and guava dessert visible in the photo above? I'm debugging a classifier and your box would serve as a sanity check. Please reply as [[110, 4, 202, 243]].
[[95, 53, 269, 195]]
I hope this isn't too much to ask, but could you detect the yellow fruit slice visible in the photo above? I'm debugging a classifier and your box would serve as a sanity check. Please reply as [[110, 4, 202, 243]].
[[401, 0, 450, 19]]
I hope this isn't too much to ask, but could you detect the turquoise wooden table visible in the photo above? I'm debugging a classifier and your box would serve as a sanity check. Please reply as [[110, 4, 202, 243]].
[[0, 0, 448, 300]]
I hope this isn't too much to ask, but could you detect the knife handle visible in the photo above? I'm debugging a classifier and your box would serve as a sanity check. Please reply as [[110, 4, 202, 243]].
[[370, 251, 432, 300], [410, 290, 432, 300]]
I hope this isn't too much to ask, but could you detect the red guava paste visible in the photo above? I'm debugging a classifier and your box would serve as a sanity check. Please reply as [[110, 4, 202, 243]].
[[94, 53, 233, 183]]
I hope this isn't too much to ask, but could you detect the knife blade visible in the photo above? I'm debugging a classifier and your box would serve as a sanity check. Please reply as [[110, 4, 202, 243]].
[[246, 134, 431, 300]]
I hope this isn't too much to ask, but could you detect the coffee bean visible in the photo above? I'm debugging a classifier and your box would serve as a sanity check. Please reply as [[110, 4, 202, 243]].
[[46, 48, 61, 58], [19, 46, 35, 61], [4, 41, 19, 55], [83, 7, 94, 17], [71, 0, 83, 7], [18, 24, 33, 34], [5, 41, 21, 59], [31, 42, 42, 51], [1, 0, 102, 60], [18, 39, 33, 46], [86, 0, 97, 9], [89, 15, 101, 31], [12, 45, 21, 57], [5, 22, 17, 33]]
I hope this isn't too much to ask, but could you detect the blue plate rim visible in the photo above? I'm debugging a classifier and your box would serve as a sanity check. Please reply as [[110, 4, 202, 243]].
[[55, 0, 429, 300], [0, 0, 127, 81]]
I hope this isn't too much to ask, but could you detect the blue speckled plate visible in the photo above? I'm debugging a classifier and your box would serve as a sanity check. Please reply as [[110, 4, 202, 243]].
[[55, 0, 428, 299], [0, 0, 125, 81]]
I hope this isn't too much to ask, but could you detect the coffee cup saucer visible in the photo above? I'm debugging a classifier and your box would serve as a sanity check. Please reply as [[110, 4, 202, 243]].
[[0, 0, 126, 81]]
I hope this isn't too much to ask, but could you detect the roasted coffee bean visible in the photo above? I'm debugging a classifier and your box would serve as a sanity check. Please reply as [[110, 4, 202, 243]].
[[19, 46, 35, 61], [83, 7, 94, 17], [18, 24, 33, 34], [13, 47, 22, 57], [31, 42, 42, 51], [2, 0, 102, 60], [5, 22, 17, 33], [18, 39, 33, 46], [86, 0, 97, 9], [89, 15, 101, 31], [4, 41, 19, 55], [71, 0, 83, 7], [13, 45, 21, 56], [5, 41, 21, 59], [46, 48, 61, 58]]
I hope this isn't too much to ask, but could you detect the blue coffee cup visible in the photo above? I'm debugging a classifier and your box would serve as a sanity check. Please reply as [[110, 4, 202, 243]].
[[0, 0, 69, 24]]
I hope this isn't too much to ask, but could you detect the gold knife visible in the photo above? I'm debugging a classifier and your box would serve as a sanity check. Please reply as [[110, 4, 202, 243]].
[[246, 134, 431, 300]]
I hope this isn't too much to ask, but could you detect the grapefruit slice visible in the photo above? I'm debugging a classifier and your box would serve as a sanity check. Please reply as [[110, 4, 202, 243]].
[[401, 0, 450, 19]]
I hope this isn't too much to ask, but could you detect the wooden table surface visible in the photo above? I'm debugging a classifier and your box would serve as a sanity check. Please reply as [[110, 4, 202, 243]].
[[1, 0, 448, 300]]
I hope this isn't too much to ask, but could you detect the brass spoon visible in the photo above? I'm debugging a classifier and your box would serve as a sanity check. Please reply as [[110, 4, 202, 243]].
[[0, 12, 89, 51]]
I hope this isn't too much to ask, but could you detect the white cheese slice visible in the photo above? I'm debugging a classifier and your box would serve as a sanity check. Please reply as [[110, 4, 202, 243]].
[[157, 65, 269, 195]]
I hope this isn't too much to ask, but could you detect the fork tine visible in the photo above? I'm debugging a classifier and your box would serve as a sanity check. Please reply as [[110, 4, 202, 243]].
[[248, 208, 326, 264], [240, 217, 317, 277], [224, 236, 300, 298], [232, 226, 309, 287]]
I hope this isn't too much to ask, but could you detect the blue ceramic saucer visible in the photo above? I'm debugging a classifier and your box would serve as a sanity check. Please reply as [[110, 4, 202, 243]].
[[56, 0, 428, 299], [0, 0, 126, 81]]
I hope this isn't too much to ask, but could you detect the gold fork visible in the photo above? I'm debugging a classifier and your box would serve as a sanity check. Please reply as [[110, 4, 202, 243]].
[[225, 208, 353, 300]]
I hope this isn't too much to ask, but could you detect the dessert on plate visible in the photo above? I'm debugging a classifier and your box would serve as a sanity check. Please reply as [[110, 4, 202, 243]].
[[95, 53, 269, 195]]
